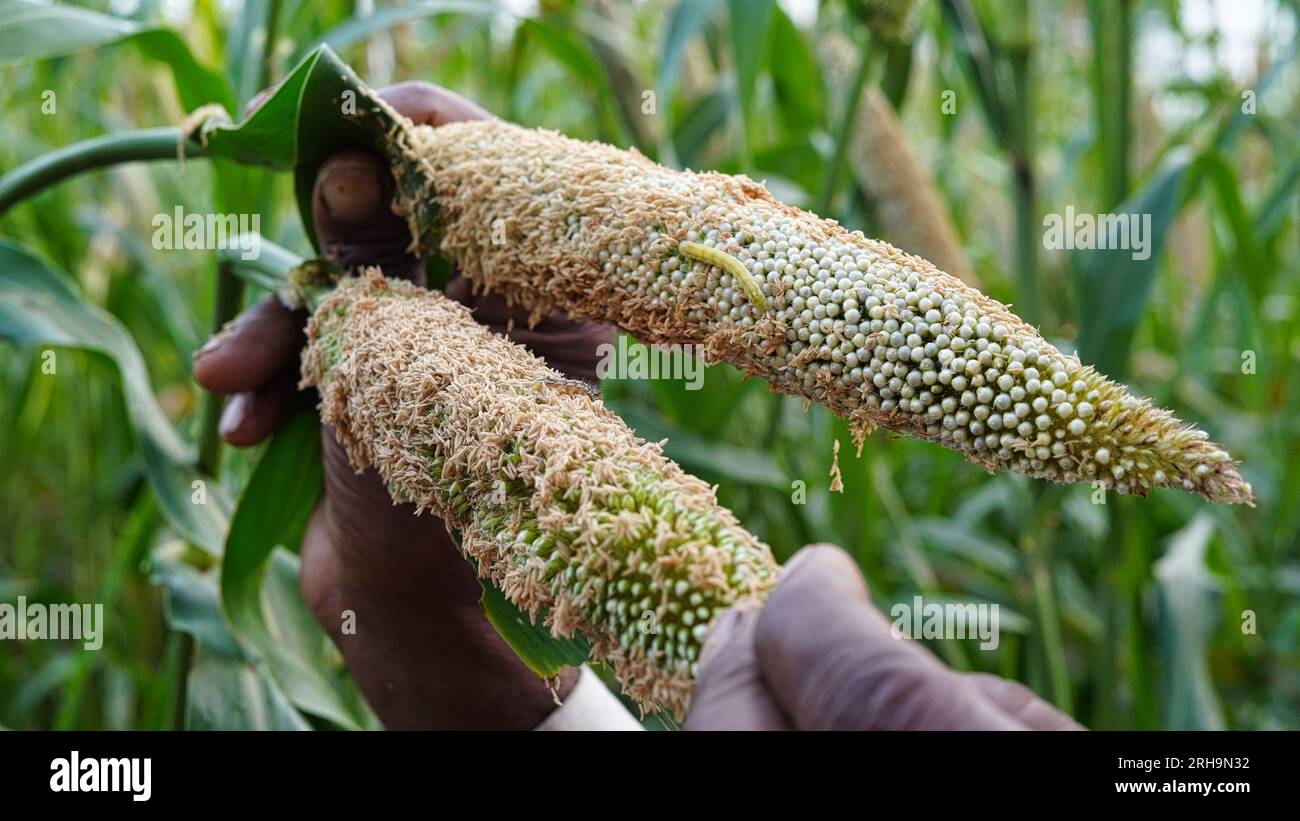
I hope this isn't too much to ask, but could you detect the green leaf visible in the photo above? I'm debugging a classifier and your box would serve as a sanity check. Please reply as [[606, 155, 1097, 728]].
[[262, 549, 331, 671], [192, 45, 407, 250], [0, 239, 230, 555], [1254, 152, 1300, 242], [218, 407, 366, 729], [131, 29, 236, 112], [196, 45, 387, 169], [150, 536, 312, 730], [309, 0, 500, 58], [753, 138, 824, 195], [941, 0, 1011, 147], [5, 652, 79, 724], [1200, 152, 1266, 299], [765, 5, 821, 133], [521, 17, 618, 108], [660, 0, 718, 116], [517, 16, 626, 142], [185, 644, 312, 731], [1074, 149, 1197, 380], [150, 545, 245, 659], [0, 0, 138, 63], [0, 0, 233, 111], [54, 492, 159, 730], [1153, 513, 1225, 730], [671, 88, 733, 168], [225, 0, 279, 107], [480, 582, 590, 678], [727, 0, 773, 133], [914, 518, 1019, 576], [613, 403, 791, 491]]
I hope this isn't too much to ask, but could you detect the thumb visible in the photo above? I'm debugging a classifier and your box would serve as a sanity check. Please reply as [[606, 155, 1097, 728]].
[[684, 607, 792, 730], [312, 149, 423, 282], [754, 545, 1026, 730]]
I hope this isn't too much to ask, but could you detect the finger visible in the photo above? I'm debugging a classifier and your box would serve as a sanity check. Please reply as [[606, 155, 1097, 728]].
[[312, 82, 491, 281], [444, 277, 616, 382], [380, 81, 494, 126], [313, 150, 422, 281], [508, 319, 615, 383], [968, 673, 1085, 730], [755, 545, 1026, 730], [192, 297, 305, 395], [443, 276, 573, 333], [216, 371, 297, 448], [684, 607, 792, 731], [316, 426, 456, 559]]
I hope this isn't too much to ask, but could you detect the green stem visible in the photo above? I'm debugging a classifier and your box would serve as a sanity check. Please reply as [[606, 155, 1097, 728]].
[[816, 37, 876, 215], [260, 0, 284, 91], [1021, 491, 1072, 713], [180, 258, 247, 731], [1011, 154, 1040, 324], [170, 633, 194, 730], [869, 459, 966, 670], [879, 40, 913, 111], [0, 128, 205, 217], [1114, 2, 1131, 202], [1006, 34, 1040, 326], [1091, 498, 1123, 728], [1030, 550, 1070, 710], [1088, 0, 1132, 208]]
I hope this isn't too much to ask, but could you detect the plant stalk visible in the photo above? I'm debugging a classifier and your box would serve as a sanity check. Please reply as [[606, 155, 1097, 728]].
[[1005, 1, 1040, 326], [0, 128, 204, 218], [172, 258, 247, 731], [1020, 488, 1072, 713], [816, 36, 876, 215]]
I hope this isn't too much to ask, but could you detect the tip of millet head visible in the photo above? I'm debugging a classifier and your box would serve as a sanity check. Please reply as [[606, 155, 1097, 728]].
[[1211, 475, 1255, 507], [1186, 449, 1255, 507], [399, 119, 1255, 507]]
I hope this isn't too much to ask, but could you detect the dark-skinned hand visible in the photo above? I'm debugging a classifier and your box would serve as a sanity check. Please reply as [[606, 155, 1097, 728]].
[[196, 85, 1079, 732], [193, 82, 614, 729], [686, 545, 1084, 730]]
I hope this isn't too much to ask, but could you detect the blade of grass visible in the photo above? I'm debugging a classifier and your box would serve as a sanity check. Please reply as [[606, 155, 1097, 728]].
[[815, 33, 875, 215]]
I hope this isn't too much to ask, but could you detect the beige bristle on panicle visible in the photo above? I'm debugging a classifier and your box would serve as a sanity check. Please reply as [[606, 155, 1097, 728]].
[[392, 119, 1252, 506], [300, 272, 779, 718]]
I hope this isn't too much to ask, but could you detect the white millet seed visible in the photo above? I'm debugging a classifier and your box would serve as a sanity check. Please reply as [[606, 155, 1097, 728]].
[[399, 119, 1256, 505]]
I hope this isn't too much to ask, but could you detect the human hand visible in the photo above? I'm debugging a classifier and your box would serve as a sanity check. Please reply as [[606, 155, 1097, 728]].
[[685, 545, 1083, 730], [193, 81, 614, 729]]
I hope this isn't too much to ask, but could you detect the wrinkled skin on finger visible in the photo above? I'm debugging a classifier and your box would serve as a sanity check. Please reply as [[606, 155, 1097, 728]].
[[687, 545, 1084, 731]]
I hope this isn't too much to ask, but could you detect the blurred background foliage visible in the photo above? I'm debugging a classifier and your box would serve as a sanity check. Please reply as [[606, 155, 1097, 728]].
[[0, 0, 1297, 730]]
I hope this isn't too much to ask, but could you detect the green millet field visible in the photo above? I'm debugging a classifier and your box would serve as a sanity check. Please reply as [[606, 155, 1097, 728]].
[[0, 0, 1296, 742]]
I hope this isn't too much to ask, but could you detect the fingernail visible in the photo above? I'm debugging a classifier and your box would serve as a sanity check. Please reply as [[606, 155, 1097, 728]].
[[320, 160, 383, 223], [193, 331, 226, 360], [218, 393, 249, 438]]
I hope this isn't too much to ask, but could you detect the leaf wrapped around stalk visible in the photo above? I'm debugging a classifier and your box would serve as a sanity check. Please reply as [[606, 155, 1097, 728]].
[[300, 271, 778, 718], [389, 119, 1252, 506]]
